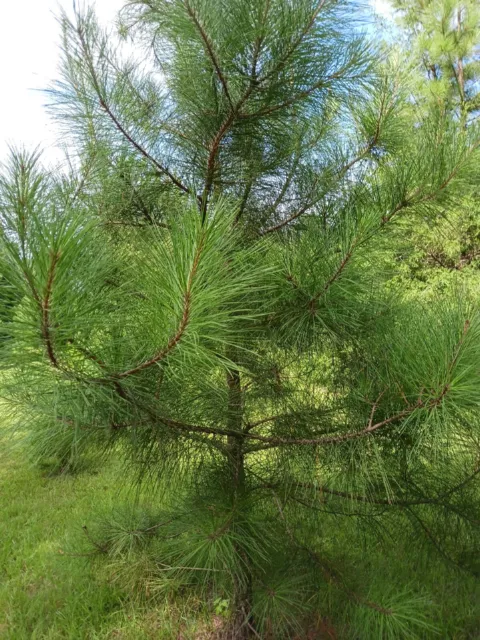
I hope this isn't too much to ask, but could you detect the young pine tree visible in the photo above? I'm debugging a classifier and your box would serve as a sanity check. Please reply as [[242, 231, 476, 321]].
[[1, 1, 480, 637]]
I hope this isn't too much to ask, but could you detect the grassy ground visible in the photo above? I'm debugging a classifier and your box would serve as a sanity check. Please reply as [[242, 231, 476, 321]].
[[1, 443, 480, 639], [0, 449, 219, 640]]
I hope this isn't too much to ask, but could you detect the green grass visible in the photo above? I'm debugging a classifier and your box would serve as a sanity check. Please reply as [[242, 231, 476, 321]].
[[0, 451, 218, 640], [1, 445, 479, 639]]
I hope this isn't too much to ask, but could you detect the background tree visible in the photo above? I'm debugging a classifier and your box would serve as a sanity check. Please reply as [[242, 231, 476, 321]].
[[392, 0, 480, 123], [1, 1, 480, 637], [386, 0, 480, 294]]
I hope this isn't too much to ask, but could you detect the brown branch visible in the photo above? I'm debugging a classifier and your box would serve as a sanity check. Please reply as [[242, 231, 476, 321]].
[[250, 0, 270, 81], [266, 468, 480, 525], [102, 220, 168, 229], [94, 410, 231, 454], [157, 415, 241, 440], [183, 1, 234, 111], [70, 152, 96, 205], [427, 251, 457, 270], [82, 525, 108, 554], [201, 111, 237, 217], [245, 414, 284, 431], [98, 98, 192, 197], [108, 414, 236, 452], [367, 390, 386, 429], [259, 172, 326, 235], [111, 283, 190, 379], [258, 90, 389, 235], [42, 251, 61, 369], [286, 273, 302, 290], [117, 170, 154, 224], [21, 267, 42, 307], [270, 487, 393, 616], [428, 249, 480, 271], [75, 22, 194, 200], [241, 71, 347, 120], [197, 0, 328, 220], [405, 507, 476, 575], [68, 339, 128, 400], [308, 238, 358, 312], [245, 409, 411, 451], [382, 140, 480, 225], [262, 154, 302, 222], [264, 130, 479, 238], [292, 481, 439, 507], [448, 318, 470, 379], [235, 178, 254, 224], [200, 86, 255, 219], [258, 139, 376, 236], [296, 482, 416, 506], [185, 0, 273, 219], [97, 232, 205, 381], [103, 51, 200, 148], [245, 331, 472, 452], [441, 464, 480, 500], [197, 1, 332, 219], [259, 199, 315, 235]]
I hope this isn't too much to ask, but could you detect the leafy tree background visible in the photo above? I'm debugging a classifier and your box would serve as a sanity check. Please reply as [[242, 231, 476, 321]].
[[1, 0, 480, 637], [387, 0, 480, 295]]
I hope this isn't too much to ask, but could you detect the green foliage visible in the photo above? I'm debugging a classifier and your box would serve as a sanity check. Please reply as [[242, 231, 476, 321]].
[[1, 0, 480, 637], [392, 0, 480, 121], [382, 0, 480, 298]]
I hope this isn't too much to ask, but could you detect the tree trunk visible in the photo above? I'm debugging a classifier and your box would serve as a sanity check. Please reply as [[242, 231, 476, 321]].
[[226, 366, 254, 639], [456, 8, 467, 129]]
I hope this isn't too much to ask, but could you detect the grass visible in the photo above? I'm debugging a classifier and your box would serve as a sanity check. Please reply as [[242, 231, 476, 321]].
[[1, 442, 480, 639], [0, 449, 219, 640]]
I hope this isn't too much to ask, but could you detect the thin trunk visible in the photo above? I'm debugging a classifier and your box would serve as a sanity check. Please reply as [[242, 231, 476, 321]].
[[226, 365, 254, 638], [456, 8, 467, 129]]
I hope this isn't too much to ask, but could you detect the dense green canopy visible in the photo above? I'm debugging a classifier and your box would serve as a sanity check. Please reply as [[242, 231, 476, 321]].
[[1, 1, 480, 636]]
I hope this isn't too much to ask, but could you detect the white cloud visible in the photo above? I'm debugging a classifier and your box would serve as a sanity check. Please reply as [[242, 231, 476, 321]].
[[0, 0, 124, 166]]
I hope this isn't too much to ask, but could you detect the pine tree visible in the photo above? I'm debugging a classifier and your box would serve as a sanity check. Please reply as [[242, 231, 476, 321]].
[[1, 1, 480, 637], [392, 0, 480, 124], [390, 0, 480, 288]]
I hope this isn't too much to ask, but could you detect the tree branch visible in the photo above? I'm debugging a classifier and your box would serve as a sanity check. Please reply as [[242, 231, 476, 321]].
[[258, 141, 375, 236], [200, 85, 256, 219], [183, 1, 234, 111], [382, 140, 480, 225], [258, 0, 327, 84], [405, 507, 476, 575], [68, 338, 128, 399], [75, 20, 194, 200], [98, 98, 193, 197], [244, 408, 411, 451], [308, 238, 358, 312], [270, 486, 393, 616], [99, 232, 205, 381], [42, 251, 61, 369], [240, 71, 348, 120], [258, 91, 388, 235]]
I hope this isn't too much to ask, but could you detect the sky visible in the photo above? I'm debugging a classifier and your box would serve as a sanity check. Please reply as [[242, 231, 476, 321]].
[[0, 0, 124, 165], [0, 0, 395, 166]]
